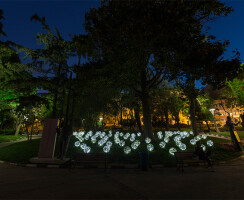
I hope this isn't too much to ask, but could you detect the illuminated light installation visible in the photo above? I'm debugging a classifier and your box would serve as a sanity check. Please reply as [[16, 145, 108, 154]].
[[124, 146, 131, 154], [84, 146, 91, 153], [169, 147, 177, 155], [74, 141, 80, 147], [145, 137, 151, 143], [147, 144, 154, 151], [130, 137, 135, 142], [179, 143, 186, 151], [119, 140, 125, 147], [201, 134, 207, 139], [190, 139, 196, 145], [201, 144, 206, 151], [159, 141, 166, 148], [73, 130, 214, 156], [103, 145, 110, 153], [207, 140, 214, 146], [164, 137, 169, 143]]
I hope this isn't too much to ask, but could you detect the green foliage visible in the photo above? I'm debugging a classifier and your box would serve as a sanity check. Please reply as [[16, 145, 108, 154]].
[[226, 78, 244, 107]]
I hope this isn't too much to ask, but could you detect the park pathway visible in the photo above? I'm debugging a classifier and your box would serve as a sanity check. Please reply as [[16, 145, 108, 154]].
[[1, 157, 244, 199], [0, 135, 42, 148]]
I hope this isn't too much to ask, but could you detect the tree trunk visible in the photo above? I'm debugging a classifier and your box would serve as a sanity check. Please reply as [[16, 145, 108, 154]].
[[175, 113, 181, 131], [141, 94, 153, 139], [213, 117, 220, 132], [140, 68, 153, 139], [15, 114, 23, 136], [164, 108, 169, 131], [52, 64, 62, 118], [134, 106, 142, 133], [189, 98, 198, 136], [205, 120, 210, 132]]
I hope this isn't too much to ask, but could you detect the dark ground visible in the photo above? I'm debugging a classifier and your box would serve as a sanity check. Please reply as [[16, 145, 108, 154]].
[[1, 158, 244, 199]]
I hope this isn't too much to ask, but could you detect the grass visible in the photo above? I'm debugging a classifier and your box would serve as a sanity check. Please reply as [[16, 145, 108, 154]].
[[208, 131, 244, 139], [0, 134, 27, 143], [0, 134, 242, 164]]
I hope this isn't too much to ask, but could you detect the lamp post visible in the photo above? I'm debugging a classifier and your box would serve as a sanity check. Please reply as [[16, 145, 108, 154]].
[[209, 108, 219, 133]]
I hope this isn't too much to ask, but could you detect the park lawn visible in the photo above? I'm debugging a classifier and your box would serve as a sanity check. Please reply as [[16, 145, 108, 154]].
[[0, 135, 27, 143], [208, 131, 244, 139], [0, 135, 242, 164]]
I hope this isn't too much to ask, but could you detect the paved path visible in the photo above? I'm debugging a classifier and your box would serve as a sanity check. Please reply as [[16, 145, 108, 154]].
[[0, 135, 41, 148], [1, 158, 244, 199]]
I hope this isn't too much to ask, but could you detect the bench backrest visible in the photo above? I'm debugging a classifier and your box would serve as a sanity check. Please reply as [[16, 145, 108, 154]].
[[74, 153, 107, 161]]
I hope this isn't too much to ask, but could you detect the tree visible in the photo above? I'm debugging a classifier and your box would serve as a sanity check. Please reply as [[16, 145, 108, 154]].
[[85, 0, 234, 139]]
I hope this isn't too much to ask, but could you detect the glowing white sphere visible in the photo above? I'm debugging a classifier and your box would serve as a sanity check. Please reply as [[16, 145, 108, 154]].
[[201, 134, 207, 139], [196, 135, 201, 141], [120, 132, 124, 137], [189, 131, 193, 135], [115, 138, 120, 144], [130, 137, 135, 142], [108, 132, 112, 137], [131, 133, 136, 138], [137, 132, 141, 137], [91, 138, 97, 144], [207, 140, 214, 147], [147, 144, 154, 151], [85, 135, 90, 140], [145, 137, 151, 143], [201, 144, 206, 151], [106, 141, 113, 147], [74, 141, 80, 147], [84, 146, 91, 153], [109, 130, 112, 134], [190, 139, 196, 145], [176, 140, 182, 147], [123, 133, 130, 140], [73, 131, 77, 136], [119, 140, 125, 147], [103, 146, 110, 153], [159, 141, 166, 148], [169, 147, 177, 155], [78, 131, 85, 137], [131, 140, 140, 149], [98, 140, 105, 146], [179, 143, 186, 151], [164, 137, 169, 143], [124, 146, 131, 154], [80, 143, 86, 149], [174, 135, 181, 142]]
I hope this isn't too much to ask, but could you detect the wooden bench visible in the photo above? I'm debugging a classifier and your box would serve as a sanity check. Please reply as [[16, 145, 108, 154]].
[[174, 152, 206, 172], [73, 153, 108, 169]]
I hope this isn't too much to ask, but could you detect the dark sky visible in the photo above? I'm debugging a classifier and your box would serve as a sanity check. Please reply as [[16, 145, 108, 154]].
[[1, 0, 244, 67]]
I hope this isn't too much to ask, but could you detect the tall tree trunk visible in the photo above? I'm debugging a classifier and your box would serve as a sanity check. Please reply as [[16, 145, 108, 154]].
[[15, 114, 23, 136], [52, 64, 62, 118], [164, 108, 169, 131], [140, 68, 153, 139], [65, 72, 73, 122], [189, 98, 198, 136], [213, 117, 220, 133], [205, 120, 210, 132], [175, 113, 181, 131], [134, 106, 142, 133], [141, 94, 153, 139]]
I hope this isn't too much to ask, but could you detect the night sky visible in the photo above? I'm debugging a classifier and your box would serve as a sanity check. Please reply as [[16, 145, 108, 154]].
[[1, 0, 244, 68]]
